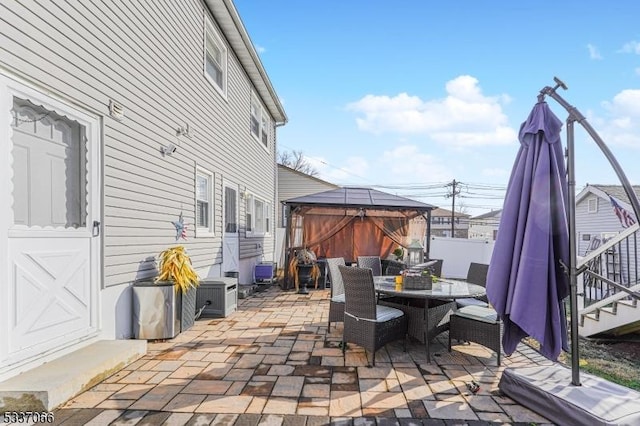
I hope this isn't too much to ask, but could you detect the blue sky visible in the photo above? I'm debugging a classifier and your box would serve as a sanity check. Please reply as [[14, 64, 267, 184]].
[[234, 0, 640, 215]]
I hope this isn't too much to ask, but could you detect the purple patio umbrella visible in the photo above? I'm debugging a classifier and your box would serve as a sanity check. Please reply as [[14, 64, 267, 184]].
[[486, 101, 570, 361]]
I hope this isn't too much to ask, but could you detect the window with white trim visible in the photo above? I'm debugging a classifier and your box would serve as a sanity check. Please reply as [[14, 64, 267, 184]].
[[196, 168, 213, 234], [245, 194, 272, 236], [588, 198, 598, 213], [204, 18, 227, 96], [261, 113, 269, 147], [250, 93, 269, 147], [245, 194, 253, 232]]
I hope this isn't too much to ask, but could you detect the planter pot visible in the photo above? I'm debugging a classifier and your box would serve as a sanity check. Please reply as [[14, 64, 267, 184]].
[[132, 280, 197, 339], [180, 284, 197, 332], [132, 280, 179, 339], [297, 264, 314, 294]]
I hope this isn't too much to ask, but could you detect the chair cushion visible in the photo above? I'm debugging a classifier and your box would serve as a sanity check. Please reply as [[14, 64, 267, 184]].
[[456, 297, 489, 308], [331, 294, 346, 303], [454, 305, 499, 324], [375, 304, 404, 322]]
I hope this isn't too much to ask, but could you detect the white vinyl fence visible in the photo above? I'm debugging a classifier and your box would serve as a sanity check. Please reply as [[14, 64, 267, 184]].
[[429, 237, 495, 279]]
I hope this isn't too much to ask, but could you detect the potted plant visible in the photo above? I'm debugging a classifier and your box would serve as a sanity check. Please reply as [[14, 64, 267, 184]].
[[156, 245, 200, 332], [156, 245, 199, 293], [132, 245, 200, 340], [392, 246, 405, 261], [288, 248, 320, 294]]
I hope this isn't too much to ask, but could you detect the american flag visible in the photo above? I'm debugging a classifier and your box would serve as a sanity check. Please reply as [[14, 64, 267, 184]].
[[609, 195, 636, 228]]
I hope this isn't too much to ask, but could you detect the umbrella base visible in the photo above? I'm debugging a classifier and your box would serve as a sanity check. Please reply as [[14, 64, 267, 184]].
[[499, 365, 640, 425]]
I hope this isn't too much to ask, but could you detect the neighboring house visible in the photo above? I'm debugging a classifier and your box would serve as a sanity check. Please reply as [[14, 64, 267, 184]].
[[575, 184, 640, 256], [277, 164, 339, 228], [469, 209, 502, 240], [429, 207, 470, 238], [0, 0, 286, 381]]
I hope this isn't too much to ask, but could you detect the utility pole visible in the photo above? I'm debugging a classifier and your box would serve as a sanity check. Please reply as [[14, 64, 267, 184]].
[[444, 179, 460, 238]]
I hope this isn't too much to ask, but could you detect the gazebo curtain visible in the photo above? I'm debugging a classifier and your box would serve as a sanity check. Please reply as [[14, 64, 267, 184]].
[[290, 213, 413, 262]]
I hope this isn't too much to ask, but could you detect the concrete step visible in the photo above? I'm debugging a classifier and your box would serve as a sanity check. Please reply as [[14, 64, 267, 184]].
[[0, 340, 146, 411]]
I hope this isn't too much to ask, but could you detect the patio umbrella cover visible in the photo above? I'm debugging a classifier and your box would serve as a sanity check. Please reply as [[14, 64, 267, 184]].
[[486, 101, 570, 360]]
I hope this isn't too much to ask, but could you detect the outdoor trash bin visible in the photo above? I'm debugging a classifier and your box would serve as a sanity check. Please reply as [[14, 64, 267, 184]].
[[132, 280, 180, 339]]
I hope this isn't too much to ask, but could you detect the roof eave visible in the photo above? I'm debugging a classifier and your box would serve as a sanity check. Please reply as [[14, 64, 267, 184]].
[[204, 0, 287, 124]]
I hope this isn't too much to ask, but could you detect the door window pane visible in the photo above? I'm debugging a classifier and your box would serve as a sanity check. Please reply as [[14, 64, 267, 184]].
[[225, 186, 237, 233], [11, 98, 86, 228]]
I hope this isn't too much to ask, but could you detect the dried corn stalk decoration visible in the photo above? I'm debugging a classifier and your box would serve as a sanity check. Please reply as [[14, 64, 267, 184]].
[[156, 245, 199, 294]]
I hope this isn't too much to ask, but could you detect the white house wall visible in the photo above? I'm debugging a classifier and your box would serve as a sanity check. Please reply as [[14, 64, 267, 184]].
[[1, 0, 282, 337]]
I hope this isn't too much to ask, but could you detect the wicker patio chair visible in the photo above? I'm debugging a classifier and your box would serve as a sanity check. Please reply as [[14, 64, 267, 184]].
[[426, 259, 443, 278], [456, 262, 490, 308], [338, 265, 407, 366], [448, 305, 502, 365], [408, 259, 443, 277], [357, 256, 382, 276], [326, 257, 346, 330]]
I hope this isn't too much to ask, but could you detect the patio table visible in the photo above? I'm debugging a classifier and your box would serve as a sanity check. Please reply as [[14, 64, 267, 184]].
[[373, 276, 486, 362]]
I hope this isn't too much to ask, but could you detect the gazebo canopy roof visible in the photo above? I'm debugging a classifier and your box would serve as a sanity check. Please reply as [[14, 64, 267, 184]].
[[283, 187, 436, 213]]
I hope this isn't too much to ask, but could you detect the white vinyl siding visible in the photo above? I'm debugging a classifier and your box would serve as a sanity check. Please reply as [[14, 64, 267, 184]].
[[0, 0, 282, 286], [204, 17, 227, 97], [196, 168, 213, 234]]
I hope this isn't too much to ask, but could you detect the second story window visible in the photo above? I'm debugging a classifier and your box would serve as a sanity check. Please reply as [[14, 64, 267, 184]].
[[205, 19, 227, 96], [261, 114, 269, 147], [250, 97, 260, 140], [251, 93, 269, 148]]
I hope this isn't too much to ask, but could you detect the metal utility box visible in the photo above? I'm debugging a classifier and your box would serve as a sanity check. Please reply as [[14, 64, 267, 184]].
[[253, 262, 276, 284], [197, 277, 238, 317], [132, 281, 180, 339]]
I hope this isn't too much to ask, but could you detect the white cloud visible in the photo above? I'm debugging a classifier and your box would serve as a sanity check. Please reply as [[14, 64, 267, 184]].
[[587, 43, 602, 60], [378, 145, 452, 183], [316, 156, 370, 184], [346, 75, 517, 148], [482, 168, 510, 178], [597, 89, 640, 148], [620, 41, 640, 54], [255, 44, 266, 54]]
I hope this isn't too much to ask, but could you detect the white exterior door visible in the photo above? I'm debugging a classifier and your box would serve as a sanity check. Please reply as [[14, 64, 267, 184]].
[[0, 76, 101, 376], [222, 183, 239, 274]]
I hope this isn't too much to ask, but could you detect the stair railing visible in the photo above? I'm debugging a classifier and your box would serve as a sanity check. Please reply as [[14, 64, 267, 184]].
[[577, 223, 640, 310]]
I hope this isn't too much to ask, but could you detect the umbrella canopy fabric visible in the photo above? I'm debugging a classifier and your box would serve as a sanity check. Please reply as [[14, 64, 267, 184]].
[[486, 102, 570, 361]]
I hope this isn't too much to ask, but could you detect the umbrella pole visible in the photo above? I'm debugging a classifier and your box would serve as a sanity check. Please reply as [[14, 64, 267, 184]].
[[541, 77, 640, 387], [566, 119, 581, 386]]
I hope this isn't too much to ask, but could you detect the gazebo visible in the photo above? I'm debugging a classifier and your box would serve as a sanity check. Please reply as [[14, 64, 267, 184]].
[[282, 187, 436, 289]]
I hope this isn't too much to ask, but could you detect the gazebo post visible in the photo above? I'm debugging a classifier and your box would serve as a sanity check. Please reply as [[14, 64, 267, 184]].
[[283, 204, 293, 290]]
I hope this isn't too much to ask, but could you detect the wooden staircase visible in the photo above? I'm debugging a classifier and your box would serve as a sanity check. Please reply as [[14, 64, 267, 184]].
[[578, 223, 640, 337]]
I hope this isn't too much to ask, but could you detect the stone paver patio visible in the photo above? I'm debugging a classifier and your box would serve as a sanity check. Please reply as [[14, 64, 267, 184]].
[[53, 286, 555, 425]]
